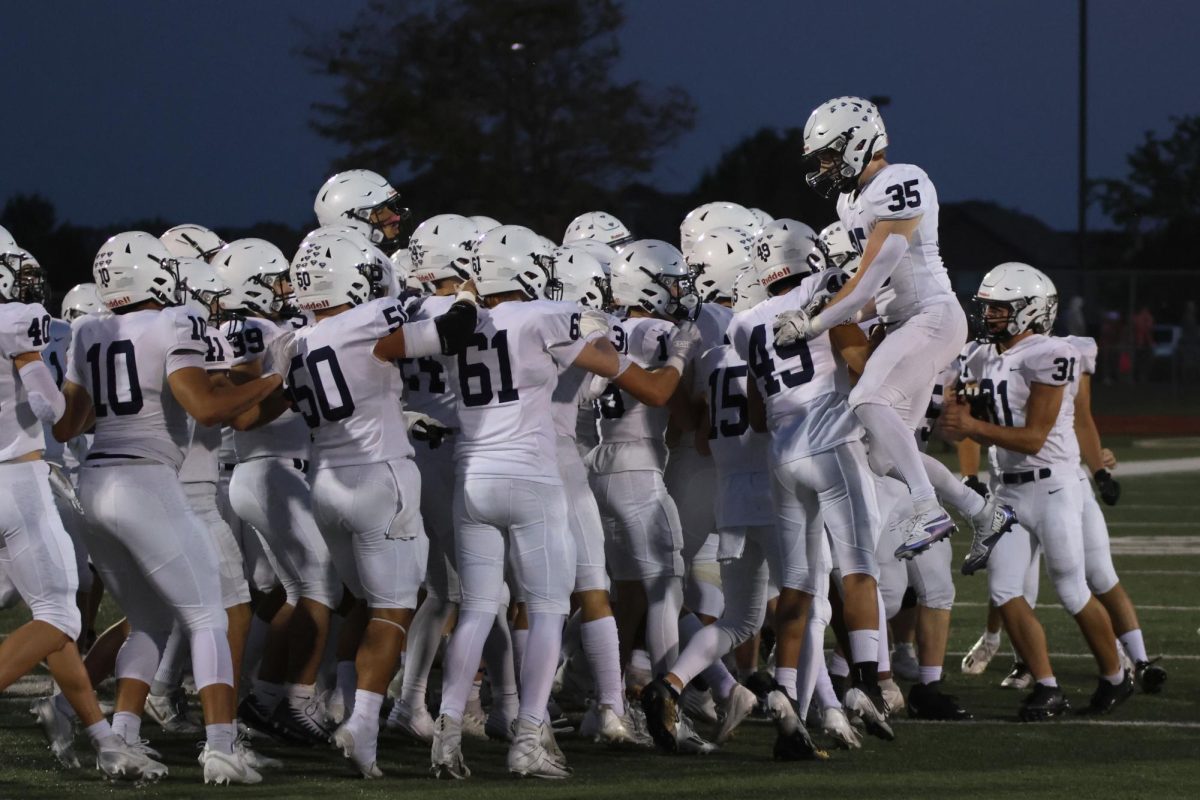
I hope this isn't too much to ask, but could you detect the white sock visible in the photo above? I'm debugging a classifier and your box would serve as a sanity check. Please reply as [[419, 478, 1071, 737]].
[[1118, 630, 1148, 663], [85, 719, 114, 748], [149, 624, 189, 696], [645, 575, 684, 674], [518, 613, 566, 725], [815, 663, 840, 711], [1037, 676, 1058, 688], [112, 711, 141, 745], [439, 610, 496, 721], [1104, 670, 1125, 685], [205, 722, 235, 755], [919, 665, 943, 684], [848, 629, 880, 666], [482, 610, 519, 721], [921, 452, 986, 518], [400, 597, 455, 708], [253, 679, 285, 712], [857, 403, 936, 505], [349, 689, 383, 737], [774, 667, 798, 700], [875, 592, 890, 673], [512, 628, 530, 679], [581, 616, 625, 710], [828, 652, 850, 678], [796, 609, 829, 712], [983, 630, 1002, 648]]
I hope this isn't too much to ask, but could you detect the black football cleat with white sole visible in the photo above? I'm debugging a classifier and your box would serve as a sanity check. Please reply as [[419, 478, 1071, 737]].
[[906, 681, 973, 721], [1018, 683, 1070, 722], [773, 727, 830, 762], [1135, 659, 1167, 694], [639, 678, 681, 753], [1087, 671, 1134, 715]]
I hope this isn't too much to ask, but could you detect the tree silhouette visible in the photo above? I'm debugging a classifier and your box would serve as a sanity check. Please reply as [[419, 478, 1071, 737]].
[[302, 0, 695, 235]]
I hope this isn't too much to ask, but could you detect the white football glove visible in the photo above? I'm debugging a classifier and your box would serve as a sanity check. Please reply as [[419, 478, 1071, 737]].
[[404, 411, 451, 449], [578, 308, 611, 339], [263, 329, 297, 379], [772, 308, 813, 347], [664, 321, 701, 374]]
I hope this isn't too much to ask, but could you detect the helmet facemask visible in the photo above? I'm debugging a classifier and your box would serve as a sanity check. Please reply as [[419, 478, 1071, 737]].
[[15, 255, 48, 304], [249, 271, 297, 318], [650, 270, 701, 321], [352, 195, 412, 253], [804, 138, 859, 198]]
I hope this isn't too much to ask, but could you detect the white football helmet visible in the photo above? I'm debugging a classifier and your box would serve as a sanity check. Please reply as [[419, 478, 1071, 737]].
[[687, 226, 753, 303], [313, 169, 409, 250], [974, 262, 1059, 342], [212, 238, 295, 318], [562, 211, 634, 250], [93, 231, 180, 310], [469, 215, 501, 233], [559, 238, 616, 275], [748, 208, 775, 233], [753, 219, 823, 293], [0, 246, 47, 304], [471, 225, 554, 299], [389, 248, 414, 289], [160, 224, 227, 261], [679, 201, 758, 259], [292, 231, 375, 311], [0, 224, 15, 251], [61, 282, 106, 320], [551, 247, 610, 309], [610, 239, 699, 320], [803, 96, 888, 198], [731, 268, 768, 312], [408, 214, 479, 289], [817, 222, 862, 276], [177, 258, 229, 322]]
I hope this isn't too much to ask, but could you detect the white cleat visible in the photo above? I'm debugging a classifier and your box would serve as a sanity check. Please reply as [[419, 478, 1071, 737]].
[[579, 702, 636, 745], [1000, 662, 1034, 690], [145, 688, 203, 734], [681, 686, 719, 726], [715, 684, 758, 744], [622, 704, 655, 748], [880, 678, 906, 715], [540, 720, 569, 769], [30, 697, 79, 768], [843, 687, 895, 741], [821, 707, 862, 750], [200, 745, 263, 785], [675, 711, 717, 754], [461, 710, 488, 740], [894, 507, 956, 560], [765, 688, 800, 734], [508, 719, 571, 779], [430, 714, 470, 780], [333, 724, 383, 779], [96, 735, 168, 782], [385, 699, 434, 743], [237, 739, 282, 771], [961, 633, 1001, 675], [324, 689, 347, 727]]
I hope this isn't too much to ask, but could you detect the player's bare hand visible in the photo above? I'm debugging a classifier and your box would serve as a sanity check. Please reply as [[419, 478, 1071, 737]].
[[1101, 447, 1117, 470], [937, 397, 975, 442]]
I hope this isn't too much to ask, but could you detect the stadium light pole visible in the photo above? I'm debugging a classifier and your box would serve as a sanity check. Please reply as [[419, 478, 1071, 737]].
[[1078, 0, 1088, 270]]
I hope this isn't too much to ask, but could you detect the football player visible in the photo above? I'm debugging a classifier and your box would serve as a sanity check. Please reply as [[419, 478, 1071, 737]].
[[563, 210, 635, 251], [284, 230, 478, 778], [940, 263, 1132, 719], [313, 169, 410, 254], [1, 233, 166, 782], [53, 232, 283, 784], [778, 96, 974, 559]]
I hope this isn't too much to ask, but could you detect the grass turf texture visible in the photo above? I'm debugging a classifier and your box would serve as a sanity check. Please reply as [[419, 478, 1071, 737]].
[[2, 436, 1199, 797]]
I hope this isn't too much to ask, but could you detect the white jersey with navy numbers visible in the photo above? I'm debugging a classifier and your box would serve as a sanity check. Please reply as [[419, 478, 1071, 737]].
[[1061, 334, 1098, 405], [837, 163, 954, 324], [962, 333, 1081, 473], [289, 297, 415, 469], [693, 311, 768, 479], [39, 318, 71, 466], [65, 305, 209, 469], [398, 294, 458, 429], [550, 302, 603, 441], [454, 299, 590, 482], [595, 316, 675, 444], [223, 315, 311, 463], [0, 301, 53, 461], [178, 321, 234, 484], [728, 272, 862, 463]]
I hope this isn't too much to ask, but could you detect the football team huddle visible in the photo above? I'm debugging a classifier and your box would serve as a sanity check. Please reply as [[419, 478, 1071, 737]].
[[0, 96, 1167, 785]]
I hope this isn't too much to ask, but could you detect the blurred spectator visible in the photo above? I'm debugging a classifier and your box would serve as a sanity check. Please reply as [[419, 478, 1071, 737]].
[[1067, 296, 1087, 336], [1133, 304, 1155, 383], [1099, 310, 1124, 385]]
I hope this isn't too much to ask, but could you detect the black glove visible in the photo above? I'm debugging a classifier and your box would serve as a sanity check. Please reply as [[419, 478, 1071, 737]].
[[1094, 469, 1121, 506], [434, 299, 478, 356], [962, 474, 989, 499], [408, 414, 451, 449]]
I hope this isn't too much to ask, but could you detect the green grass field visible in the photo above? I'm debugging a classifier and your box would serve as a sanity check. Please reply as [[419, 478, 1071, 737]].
[[3, 437, 1199, 798]]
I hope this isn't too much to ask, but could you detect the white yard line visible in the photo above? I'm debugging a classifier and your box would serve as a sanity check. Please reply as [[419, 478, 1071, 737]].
[[894, 719, 1200, 729], [953, 601, 1200, 612], [948, 650, 1200, 661]]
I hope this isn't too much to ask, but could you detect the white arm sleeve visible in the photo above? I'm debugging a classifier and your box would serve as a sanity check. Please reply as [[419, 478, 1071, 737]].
[[19, 360, 66, 423], [811, 233, 907, 335]]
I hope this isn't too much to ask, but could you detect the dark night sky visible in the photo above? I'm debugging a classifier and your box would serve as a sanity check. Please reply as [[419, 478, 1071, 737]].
[[2, 1, 1197, 233]]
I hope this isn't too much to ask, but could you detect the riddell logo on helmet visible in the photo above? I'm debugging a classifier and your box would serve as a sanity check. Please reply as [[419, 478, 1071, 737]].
[[763, 267, 792, 285], [303, 299, 331, 310], [107, 295, 132, 307]]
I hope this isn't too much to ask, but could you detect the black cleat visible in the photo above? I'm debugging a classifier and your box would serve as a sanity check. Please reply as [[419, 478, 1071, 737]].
[[1135, 659, 1167, 694], [1087, 671, 1134, 715], [271, 696, 334, 746], [639, 678, 680, 753], [906, 681, 973, 721], [773, 726, 830, 762], [238, 694, 285, 741], [1018, 683, 1070, 722]]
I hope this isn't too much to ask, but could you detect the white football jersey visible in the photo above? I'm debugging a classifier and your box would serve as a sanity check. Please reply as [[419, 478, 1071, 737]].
[[398, 294, 458, 429], [550, 303, 601, 440], [222, 315, 312, 463], [178, 322, 233, 484], [39, 318, 71, 466], [0, 302, 53, 461], [453, 300, 589, 481], [728, 273, 862, 463], [692, 313, 768, 479], [961, 334, 1081, 473], [1061, 335, 1098, 378], [837, 163, 954, 324], [289, 297, 415, 469], [65, 306, 209, 468]]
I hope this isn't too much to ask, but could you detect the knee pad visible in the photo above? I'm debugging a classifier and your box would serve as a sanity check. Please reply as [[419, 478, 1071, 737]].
[[116, 629, 170, 684], [189, 627, 235, 690], [914, 573, 955, 611], [1052, 571, 1091, 617], [1086, 563, 1120, 597]]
